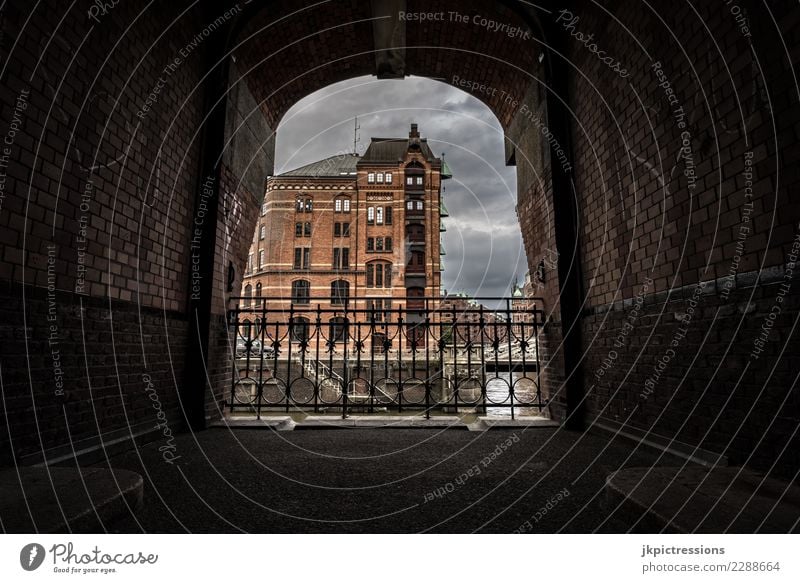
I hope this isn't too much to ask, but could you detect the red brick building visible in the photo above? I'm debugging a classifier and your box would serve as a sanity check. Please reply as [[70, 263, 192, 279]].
[[241, 124, 451, 330]]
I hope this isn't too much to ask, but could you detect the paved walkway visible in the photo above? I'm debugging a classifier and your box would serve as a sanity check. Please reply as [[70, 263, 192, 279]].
[[98, 425, 687, 533]]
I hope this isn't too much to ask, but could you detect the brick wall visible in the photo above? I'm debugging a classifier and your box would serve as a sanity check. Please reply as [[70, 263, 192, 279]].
[[559, 0, 800, 474]]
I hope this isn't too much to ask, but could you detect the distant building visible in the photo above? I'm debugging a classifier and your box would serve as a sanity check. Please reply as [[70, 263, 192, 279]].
[[240, 124, 451, 346]]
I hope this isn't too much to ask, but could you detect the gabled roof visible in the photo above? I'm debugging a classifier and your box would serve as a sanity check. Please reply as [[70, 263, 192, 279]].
[[277, 154, 360, 178], [358, 138, 437, 164]]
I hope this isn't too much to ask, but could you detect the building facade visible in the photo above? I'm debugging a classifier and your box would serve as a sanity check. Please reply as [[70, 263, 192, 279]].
[[240, 124, 451, 342]]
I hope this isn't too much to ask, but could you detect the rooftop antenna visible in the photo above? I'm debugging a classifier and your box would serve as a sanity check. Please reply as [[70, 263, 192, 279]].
[[353, 116, 361, 155]]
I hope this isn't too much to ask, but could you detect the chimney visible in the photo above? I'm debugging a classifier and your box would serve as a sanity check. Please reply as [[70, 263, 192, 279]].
[[409, 123, 419, 138]]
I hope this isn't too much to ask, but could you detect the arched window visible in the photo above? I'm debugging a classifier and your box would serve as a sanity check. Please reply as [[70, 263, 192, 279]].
[[291, 280, 310, 304], [290, 316, 310, 342], [255, 282, 262, 298], [331, 280, 350, 305], [329, 317, 349, 342], [366, 261, 393, 288], [243, 284, 252, 306], [405, 161, 424, 189]]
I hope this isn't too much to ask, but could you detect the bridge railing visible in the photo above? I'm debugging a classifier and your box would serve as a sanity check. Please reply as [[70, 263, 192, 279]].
[[226, 296, 546, 419]]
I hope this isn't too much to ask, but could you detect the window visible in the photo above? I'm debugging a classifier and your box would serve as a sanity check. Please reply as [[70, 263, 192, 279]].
[[296, 197, 313, 212], [367, 237, 391, 253], [408, 250, 425, 272], [291, 280, 310, 304], [294, 247, 310, 270], [334, 222, 350, 238], [376, 172, 384, 183], [333, 248, 350, 270], [368, 172, 375, 184], [290, 316, 310, 342], [258, 249, 265, 269], [385, 173, 392, 184], [416, 200, 423, 210], [248, 252, 253, 273], [376, 207, 384, 225], [295, 222, 303, 237], [261, 203, 267, 216], [367, 206, 375, 225], [255, 282, 262, 298], [366, 261, 393, 288], [416, 176, 423, 186], [406, 176, 413, 186], [331, 280, 349, 305], [367, 299, 392, 323], [259, 225, 265, 240], [329, 317, 348, 342], [304, 222, 311, 237], [385, 206, 392, 225], [244, 284, 252, 306], [335, 196, 351, 213]]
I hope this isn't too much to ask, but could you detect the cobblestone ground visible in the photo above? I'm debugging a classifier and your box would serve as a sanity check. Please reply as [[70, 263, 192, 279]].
[[100, 427, 681, 533]]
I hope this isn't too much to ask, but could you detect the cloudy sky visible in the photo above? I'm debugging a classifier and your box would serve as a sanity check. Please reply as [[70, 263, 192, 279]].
[[274, 75, 528, 299]]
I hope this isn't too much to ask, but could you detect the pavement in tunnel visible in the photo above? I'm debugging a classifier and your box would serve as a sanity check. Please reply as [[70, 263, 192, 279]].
[[99, 426, 682, 533]]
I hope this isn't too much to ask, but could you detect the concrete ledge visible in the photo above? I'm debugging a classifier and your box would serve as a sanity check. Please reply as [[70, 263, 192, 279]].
[[209, 416, 296, 431], [18, 422, 171, 468], [0, 467, 143, 533], [297, 415, 466, 429], [469, 416, 559, 431], [590, 418, 728, 468], [606, 466, 800, 533]]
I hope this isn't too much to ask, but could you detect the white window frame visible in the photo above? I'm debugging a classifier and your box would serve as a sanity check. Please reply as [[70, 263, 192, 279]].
[[368, 172, 376, 184], [385, 173, 392, 184], [376, 173, 384, 183], [376, 207, 384, 225], [258, 249, 265, 269]]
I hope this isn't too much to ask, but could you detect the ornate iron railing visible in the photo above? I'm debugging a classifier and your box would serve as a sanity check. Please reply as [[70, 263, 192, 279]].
[[227, 296, 545, 419]]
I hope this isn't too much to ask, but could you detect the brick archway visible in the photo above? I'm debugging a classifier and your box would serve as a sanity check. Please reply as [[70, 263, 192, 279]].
[[198, 0, 579, 430], [2, 0, 797, 476]]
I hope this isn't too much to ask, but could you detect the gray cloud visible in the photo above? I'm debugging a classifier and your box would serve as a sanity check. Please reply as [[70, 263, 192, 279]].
[[275, 75, 528, 299]]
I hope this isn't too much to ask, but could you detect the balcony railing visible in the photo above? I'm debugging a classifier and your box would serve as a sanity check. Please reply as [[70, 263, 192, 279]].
[[227, 296, 546, 419]]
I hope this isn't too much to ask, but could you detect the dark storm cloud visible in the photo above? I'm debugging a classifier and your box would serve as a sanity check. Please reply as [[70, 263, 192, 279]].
[[274, 76, 528, 299]]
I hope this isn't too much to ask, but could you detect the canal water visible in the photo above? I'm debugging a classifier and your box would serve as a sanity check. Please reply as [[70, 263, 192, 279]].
[[484, 372, 541, 416]]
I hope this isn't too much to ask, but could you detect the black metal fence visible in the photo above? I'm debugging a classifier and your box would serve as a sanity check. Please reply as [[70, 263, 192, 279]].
[[227, 297, 545, 418]]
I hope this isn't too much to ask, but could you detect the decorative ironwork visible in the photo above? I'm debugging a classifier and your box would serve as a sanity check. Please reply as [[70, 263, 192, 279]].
[[227, 297, 545, 419]]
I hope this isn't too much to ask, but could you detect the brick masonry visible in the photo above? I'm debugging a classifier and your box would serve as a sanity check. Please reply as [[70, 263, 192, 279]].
[[0, 0, 798, 477]]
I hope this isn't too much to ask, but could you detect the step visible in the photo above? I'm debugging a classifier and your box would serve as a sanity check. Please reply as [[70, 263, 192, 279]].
[[0, 467, 143, 533], [606, 466, 800, 533]]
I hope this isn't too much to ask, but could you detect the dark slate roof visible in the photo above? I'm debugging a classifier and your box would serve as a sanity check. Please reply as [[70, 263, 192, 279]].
[[359, 138, 437, 164], [278, 154, 360, 178]]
